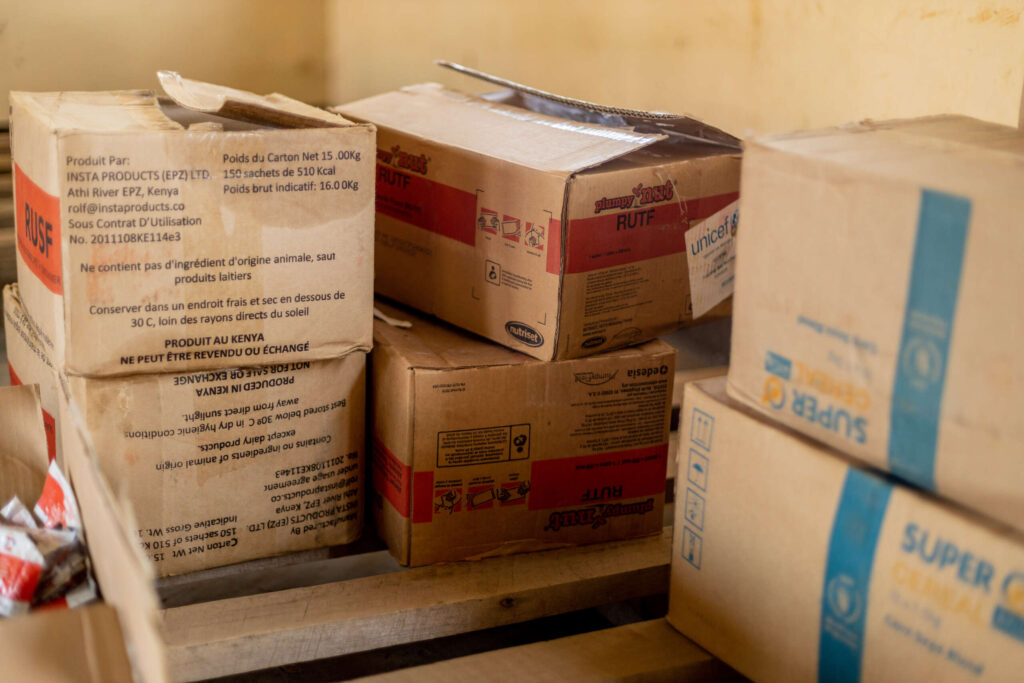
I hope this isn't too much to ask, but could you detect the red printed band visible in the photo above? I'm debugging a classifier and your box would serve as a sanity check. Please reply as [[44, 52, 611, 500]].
[[375, 164, 477, 246], [528, 444, 668, 511], [545, 219, 562, 275], [565, 191, 738, 274], [412, 471, 434, 524], [14, 164, 62, 295], [372, 437, 412, 518], [6, 364, 54, 461]]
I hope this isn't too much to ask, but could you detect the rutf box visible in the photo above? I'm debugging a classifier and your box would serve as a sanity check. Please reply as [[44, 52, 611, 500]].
[[12, 72, 375, 377], [371, 301, 676, 566], [337, 69, 739, 361]]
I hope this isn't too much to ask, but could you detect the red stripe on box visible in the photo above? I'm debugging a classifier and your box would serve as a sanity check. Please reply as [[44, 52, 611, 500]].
[[565, 192, 738, 274], [14, 165, 62, 295], [375, 164, 477, 246], [546, 219, 562, 274], [528, 444, 668, 511], [372, 437, 411, 518], [412, 471, 434, 524], [42, 411, 56, 463], [8, 363, 20, 386]]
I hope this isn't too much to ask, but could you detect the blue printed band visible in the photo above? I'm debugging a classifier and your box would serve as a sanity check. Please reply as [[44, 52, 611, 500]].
[[888, 189, 971, 490], [818, 469, 893, 683]]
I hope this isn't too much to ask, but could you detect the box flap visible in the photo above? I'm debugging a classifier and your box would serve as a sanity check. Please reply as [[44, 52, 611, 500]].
[[10, 90, 183, 134], [751, 115, 1024, 195], [0, 604, 135, 682], [338, 83, 665, 175], [158, 71, 352, 129], [373, 300, 534, 370], [0, 384, 49, 505], [373, 299, 671, 371], [439, 61, 740, 150]]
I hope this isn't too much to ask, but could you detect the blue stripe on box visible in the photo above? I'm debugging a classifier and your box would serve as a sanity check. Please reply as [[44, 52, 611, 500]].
[[887, 189, 971, 490], [818, 469, 893, 683]]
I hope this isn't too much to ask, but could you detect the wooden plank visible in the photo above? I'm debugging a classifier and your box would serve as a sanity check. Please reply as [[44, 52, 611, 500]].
[[352, 618, 744, 683], [0, 227, 16, 286], [163, 528, 672, 681]]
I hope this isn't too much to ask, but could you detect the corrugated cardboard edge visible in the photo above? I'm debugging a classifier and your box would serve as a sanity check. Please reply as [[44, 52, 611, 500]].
[[438, 60, 740, 149], [158, 70, 353, 129], [58, 375, 170, 683]]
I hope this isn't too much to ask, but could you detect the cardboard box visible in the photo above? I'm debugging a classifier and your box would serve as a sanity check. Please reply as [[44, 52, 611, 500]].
[[669, 377, 1024, 683], [5, 283, 60, 463], [57, 380, 170, 682], [727, 115, 1024, 534], [11, 71, 375, 377], [371, 300, 675, 566], [5, 284, 365, 576], [0, 383, 162, 681], [336, 67, 740, 361]]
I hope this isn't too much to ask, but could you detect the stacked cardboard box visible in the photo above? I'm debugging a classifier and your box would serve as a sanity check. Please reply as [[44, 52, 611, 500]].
[[8, 73, 376, 575], [336, 68, 741, 361], [668, 116, 1024, 681], [338, 68, 739, 565]]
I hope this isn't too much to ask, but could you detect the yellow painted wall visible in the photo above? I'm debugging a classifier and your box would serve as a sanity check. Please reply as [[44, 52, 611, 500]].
[[0, 1, 327, 117], [326, 0, 1024, 134], [1, 2, 1021, 135]]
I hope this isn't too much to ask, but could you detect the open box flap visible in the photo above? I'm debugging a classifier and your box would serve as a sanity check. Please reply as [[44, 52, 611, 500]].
[[0, 385, 49, 505], [439, 61, 740, 150], [158, 71, 351, 129], [338, 85, 665, 175]]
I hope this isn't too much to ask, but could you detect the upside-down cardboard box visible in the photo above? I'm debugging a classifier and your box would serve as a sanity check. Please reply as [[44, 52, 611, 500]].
[[0, 383, 161, 681], [5, 284, 366, 576], [669, 377, 1024, 683], [337, 66, 740, 361], [371, 300, 676, 566], [11, 72, 374, 377], [727, 115, 1024, 534]]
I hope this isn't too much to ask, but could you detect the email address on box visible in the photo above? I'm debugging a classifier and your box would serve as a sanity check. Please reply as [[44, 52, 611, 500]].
[[68, 200, 186, 215]]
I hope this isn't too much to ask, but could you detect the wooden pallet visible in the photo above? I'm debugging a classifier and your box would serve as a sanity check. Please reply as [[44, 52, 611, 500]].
[[161, 529, 674, 681], [354, 618, 744, 683], [151, 365, 732, 682]]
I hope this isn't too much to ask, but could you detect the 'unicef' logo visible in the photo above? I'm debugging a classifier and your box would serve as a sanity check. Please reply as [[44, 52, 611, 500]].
[[826, 574, 863, 624]]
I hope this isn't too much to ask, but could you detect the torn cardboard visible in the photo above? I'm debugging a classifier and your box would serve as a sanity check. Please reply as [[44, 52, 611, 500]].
[[0, 383, 159, 681], [727, 115, 1024, 534], [336, 66, 739, 361], [11, 72, 375, 377], [371, 300, 674, 566], [5, 283, 60, 463], [670, 377, 1024, 682]]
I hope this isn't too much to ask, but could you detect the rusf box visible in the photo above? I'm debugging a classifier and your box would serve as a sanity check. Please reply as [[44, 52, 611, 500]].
[[11, 72, 374, 377], [336, 66, 739, 361], [670, 377, 1024, 683], [371, 300, 675, 566]]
